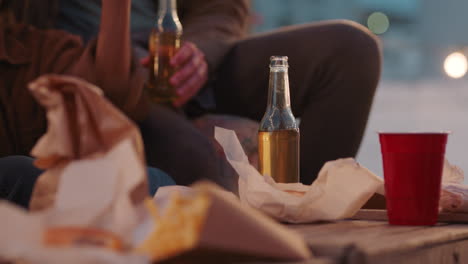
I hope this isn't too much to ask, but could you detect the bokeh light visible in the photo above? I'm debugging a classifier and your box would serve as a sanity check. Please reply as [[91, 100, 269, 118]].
[[444, 52, 468, 79], [367, 12, 390, 35]]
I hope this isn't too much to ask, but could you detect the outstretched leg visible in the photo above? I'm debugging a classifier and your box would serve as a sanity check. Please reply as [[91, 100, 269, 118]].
[[139, 104, 239, 193], [214, 20, 382, 184]]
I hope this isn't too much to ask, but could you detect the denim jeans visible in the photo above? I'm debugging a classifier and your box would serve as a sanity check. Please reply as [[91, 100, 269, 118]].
[[0, 156, 175, 209]]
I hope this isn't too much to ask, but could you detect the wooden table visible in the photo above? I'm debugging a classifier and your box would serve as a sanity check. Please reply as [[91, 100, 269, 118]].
[[287, 216, 468, 264]]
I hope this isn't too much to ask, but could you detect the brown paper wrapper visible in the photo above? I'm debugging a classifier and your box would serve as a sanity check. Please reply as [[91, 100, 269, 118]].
[[27, 74, 147, 211], [148, 182, 312, 263], [214, 127, 384, 223]]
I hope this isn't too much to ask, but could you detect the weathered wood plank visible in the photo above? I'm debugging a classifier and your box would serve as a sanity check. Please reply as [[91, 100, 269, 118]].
[[287, 220, 468, 264], [361, 224, 468, 256], [287, 221, 426, 262], [352, 209, 468, 223], [361, 239, 468, 264], [289, 220, 429, 249], [246, 258, 335, 264]]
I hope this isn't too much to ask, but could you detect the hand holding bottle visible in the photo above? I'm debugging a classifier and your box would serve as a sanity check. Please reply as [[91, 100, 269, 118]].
[[169, 42, 208, 107], [141, 41, 208, 107]]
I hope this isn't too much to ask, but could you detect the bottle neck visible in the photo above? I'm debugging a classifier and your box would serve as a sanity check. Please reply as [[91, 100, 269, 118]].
[[157, 0, 182, 33], [158, 0, 178, 17], [267, 66, 291, 110]]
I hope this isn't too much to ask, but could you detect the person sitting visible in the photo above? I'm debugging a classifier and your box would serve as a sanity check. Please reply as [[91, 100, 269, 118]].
[[26, 0, 382, 185], [0, 0, 237, 193], [0, 0, 184, 208]]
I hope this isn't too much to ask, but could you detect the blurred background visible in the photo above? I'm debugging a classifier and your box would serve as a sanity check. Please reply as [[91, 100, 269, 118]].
[[252, 0, 468, 180]]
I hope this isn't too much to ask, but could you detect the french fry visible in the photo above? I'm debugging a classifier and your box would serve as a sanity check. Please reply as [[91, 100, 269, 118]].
[[135, 192, 211, 261]]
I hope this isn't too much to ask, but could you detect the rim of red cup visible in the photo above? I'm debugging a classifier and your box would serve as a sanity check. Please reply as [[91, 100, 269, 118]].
[[377, 131, 451, 135]]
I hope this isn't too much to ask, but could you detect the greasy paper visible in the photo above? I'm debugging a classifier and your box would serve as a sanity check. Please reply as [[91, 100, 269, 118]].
[[28, 74, 147, 211], [215, 127, 383, 223], [440, 160, 468, 213], [0, 74, 150, 263], [0, 202, 147, 264], [442, 159, 464, 184], [0, 141, 150, 263], [195, 182, 311, 261], [149, 182, 312, 262]]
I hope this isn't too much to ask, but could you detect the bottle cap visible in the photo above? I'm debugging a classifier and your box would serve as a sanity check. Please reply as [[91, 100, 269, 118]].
[[270, 56, 289, 68]]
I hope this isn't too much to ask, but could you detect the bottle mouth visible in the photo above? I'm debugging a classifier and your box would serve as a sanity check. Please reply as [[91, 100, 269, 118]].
[[270, 56, 289, 68]]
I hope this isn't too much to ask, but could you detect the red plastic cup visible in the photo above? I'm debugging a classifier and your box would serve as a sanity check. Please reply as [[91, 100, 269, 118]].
[[379, 132, 449, 226]]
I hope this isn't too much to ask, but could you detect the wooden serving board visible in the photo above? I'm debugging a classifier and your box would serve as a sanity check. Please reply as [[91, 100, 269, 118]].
[[352, 209, 468, 223]]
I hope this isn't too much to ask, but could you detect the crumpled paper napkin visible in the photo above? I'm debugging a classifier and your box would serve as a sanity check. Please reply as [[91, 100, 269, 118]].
[[439, 160, 468, 212], [0, 75, 150, 264], [214, 127, 383, 223]]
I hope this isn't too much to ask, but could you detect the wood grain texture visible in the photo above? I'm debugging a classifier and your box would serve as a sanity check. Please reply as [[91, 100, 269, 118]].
[[287, 220, 468, 264], [352, 209, 468, 223], [245, 259, 334, 264]]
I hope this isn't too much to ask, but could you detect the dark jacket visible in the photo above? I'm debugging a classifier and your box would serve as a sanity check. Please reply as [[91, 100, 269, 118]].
[[0, 24, 147, 156], [11, 0, 251, 71], [1, 0, 250, 157]]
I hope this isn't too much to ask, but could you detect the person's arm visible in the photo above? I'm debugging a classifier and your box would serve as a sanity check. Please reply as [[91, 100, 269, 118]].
[[96, 0, 132, 96], [158, 0, 250, 107], [39, 0, 149, 121], [179, 0, 250, 72]]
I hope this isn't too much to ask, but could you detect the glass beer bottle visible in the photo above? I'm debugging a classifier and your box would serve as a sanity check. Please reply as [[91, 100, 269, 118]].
[[146, 0, 182, 103], [258, 56, 300, 183]]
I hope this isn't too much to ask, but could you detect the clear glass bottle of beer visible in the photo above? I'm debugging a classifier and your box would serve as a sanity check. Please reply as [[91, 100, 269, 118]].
[[146, 0, 182, 103], [258, 56, 300, 183]]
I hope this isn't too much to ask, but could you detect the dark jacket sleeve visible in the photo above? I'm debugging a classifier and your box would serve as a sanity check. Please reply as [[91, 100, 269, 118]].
[[178, 0, 251, 73], [11, 0, 59, 28]]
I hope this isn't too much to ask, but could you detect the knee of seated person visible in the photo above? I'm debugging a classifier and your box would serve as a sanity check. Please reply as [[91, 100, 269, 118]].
[[328, 20, 382, 64]]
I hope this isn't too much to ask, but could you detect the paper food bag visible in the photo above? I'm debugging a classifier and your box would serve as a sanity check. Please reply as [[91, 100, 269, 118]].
[[27, 74, 149, 237], [136, 182, 311, 263], [0, 201, 148, 264], [214, 127, 383, 223], [0, 74, 151, 263], [28, 74, 147, 211]]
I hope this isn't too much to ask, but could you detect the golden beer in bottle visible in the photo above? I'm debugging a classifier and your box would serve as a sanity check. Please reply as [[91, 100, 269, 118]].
[[258, 56, 300, 183], [146, 0, 182, 103]]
